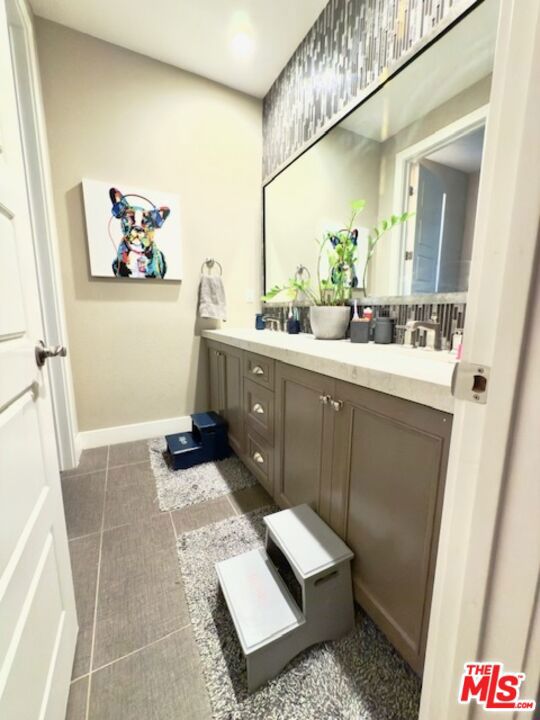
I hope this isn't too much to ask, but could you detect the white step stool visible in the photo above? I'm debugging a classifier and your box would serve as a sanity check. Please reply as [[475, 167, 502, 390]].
[[215, 504, 354, 692]]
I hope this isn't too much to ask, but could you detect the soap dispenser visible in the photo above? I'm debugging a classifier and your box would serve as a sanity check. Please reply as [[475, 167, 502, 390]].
[[286, 304, 300, 334]]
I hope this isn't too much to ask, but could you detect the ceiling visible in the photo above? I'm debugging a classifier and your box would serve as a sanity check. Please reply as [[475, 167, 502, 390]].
[[29, 0, 328, 98], [427, 127, 485, 173], [341, 0, 498, 142]]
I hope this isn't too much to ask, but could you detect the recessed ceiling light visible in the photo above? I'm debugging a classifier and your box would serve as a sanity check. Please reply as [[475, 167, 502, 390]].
[[231, 30, 254, 58]]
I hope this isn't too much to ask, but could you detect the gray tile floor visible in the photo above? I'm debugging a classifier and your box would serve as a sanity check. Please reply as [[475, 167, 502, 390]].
[[61, 441, 272, 720]]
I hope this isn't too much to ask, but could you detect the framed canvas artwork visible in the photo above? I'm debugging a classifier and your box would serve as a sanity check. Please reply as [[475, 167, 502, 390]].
[[82, 179, 182, 280]]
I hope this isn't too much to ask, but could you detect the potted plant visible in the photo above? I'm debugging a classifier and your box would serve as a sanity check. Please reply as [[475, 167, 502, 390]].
[[263, 200, 411, 339]]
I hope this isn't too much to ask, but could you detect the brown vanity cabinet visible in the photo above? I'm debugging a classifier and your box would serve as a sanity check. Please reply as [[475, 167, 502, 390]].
[[274, 363, 335, 521], [207, 341, 244, 456], [206, 339, 452, 673], [330, 380, 451, 673]]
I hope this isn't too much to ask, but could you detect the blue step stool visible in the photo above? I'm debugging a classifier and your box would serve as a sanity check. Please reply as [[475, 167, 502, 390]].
[[165, 412, 230, 470]]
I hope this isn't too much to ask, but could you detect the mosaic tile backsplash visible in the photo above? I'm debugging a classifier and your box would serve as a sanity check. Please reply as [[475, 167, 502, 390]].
[[262, 300, 466, 349], [262, 0, 477, 181]]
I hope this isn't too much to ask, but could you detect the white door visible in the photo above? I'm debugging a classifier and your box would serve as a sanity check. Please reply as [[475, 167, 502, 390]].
[[410, 162, 444, 293], [0, 0, 78, 718], [410, 160, 468, 294]]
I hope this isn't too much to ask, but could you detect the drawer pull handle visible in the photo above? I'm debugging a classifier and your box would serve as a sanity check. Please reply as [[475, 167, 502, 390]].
[[330, 399, 343, 412], [252, 365, 264, 375], [252, 403, 265, 415], [252, 451, 264, 464], [319, 394, 330, 405]]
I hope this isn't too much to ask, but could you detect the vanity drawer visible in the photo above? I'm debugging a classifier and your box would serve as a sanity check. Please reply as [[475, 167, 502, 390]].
[[243, 428, 274, 496], [244, 379, 274, 443], [244, 352, 274, 391]]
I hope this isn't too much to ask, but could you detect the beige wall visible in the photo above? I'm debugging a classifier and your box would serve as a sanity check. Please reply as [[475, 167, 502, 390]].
[[35, 19, 262, 432]]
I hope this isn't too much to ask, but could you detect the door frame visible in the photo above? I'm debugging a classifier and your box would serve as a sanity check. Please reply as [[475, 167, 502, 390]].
[[420, 0, 540, 717], [7, 0, 79, 470], [393, 104, 489, 295]]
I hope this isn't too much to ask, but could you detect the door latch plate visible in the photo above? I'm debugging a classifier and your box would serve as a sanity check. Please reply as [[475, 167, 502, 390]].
[[451, 362, 490, 404]]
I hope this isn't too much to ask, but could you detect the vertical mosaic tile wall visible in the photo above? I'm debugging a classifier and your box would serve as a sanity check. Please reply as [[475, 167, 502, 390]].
[[262, 0, 476, 181]]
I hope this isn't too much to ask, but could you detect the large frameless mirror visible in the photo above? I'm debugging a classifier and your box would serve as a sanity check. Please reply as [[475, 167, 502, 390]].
[[264, 0, 499, 301]]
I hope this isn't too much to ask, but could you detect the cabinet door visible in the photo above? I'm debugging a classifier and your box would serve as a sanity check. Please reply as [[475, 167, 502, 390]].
[[208, 342, 224, 412], [331, 380, 451, 673], [274, 363, 335, 520], [207, 342, 243, 456], [222, 344, 244, 456]]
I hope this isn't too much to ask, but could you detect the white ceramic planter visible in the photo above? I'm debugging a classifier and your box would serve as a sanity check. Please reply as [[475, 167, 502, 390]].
[[309, 306, 351, 340]]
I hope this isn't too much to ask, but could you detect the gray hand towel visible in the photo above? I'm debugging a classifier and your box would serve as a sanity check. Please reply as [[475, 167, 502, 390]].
[[198, 274, 227, 321]]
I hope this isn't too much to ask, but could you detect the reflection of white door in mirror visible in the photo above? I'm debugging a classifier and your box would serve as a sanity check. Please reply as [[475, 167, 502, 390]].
[[409, 160, 469, 294], [396, 107, 488, 295], [412, 163, 447, 294]]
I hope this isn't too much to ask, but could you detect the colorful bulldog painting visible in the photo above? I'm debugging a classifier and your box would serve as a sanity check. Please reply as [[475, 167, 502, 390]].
[[108, 187, 170, 278], [82, 179, 182, 280]]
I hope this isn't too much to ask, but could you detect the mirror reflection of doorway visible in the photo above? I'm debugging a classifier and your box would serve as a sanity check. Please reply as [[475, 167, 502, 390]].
[[404, 125, 485, 294]]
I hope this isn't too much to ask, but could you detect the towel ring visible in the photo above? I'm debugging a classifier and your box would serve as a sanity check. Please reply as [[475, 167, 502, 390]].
[[201, 258, 223, 276], [295, 264, 311, 281]]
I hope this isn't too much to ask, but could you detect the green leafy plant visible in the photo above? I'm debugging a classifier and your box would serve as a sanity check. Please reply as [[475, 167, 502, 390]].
[[261, 277, 318, 305], [262, 200, 412, 305], [315, 198, 366, 305]]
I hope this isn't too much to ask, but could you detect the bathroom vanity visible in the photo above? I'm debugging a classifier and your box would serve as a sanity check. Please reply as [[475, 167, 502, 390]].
[[204, 328, 454, 673], [201, 0, 498, 687]]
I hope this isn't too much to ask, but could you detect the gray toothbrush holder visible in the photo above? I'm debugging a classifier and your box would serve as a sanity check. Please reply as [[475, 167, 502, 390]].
[[374, 317, 395, 344], [350, 320, 370, 343]]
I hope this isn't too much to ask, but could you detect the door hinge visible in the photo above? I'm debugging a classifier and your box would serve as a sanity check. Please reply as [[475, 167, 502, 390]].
[[451, 362, 490, 404], [409, 184, 415, 197], [404, 250, 413, 261]]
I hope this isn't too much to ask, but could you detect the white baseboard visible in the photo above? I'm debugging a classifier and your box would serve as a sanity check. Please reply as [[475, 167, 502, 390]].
[[76, 415, 192, 450], [73, 433, 83, 466]]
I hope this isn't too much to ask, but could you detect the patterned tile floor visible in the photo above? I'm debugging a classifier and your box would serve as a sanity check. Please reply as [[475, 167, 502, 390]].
[[61, 441, 272, 720]]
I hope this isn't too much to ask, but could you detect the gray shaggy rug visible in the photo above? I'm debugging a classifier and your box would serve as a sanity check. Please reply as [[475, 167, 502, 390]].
[[148, 438, 257, 511], [176, 507, 421, 720]]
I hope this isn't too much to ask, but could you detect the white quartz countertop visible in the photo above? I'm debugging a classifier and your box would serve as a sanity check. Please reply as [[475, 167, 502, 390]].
[[202, 328, 456, 414]]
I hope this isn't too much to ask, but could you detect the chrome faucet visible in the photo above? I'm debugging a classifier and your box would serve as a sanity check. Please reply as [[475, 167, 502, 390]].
[[263, 315, 282, 331], [406, 317, 442, 350]]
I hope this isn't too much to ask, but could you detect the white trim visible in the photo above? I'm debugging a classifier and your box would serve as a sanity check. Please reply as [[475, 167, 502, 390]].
[[77, 415, 192, 450], [392, 103, 489, 295], [434, 192, 446, 292], [7, 0, 79, 471], [420, 0, 540, 717]]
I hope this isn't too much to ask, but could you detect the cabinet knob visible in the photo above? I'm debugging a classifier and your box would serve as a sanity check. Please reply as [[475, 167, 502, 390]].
[[252, 403, 265, 415], [252, 365, 264, 375], [330, 399, 343, 412], [252, 451, 264, 464], [319, 394, 330, 405]]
